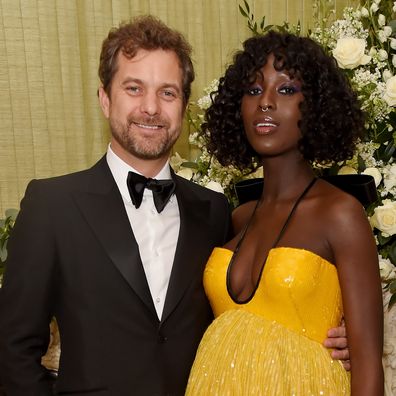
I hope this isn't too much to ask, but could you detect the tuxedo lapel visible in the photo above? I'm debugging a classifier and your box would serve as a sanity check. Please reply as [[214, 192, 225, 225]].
[[161, 176, 212, 322], [73, 157, 156, 315]]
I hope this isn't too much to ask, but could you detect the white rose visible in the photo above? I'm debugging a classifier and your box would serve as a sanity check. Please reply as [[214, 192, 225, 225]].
[[338, 165, 358, 175], [176, 167, 194, 180], [371, 3, 379, 13], [394, 1, 396, 12], [390, 38, 396, 50], [379, 256, 396, 281], [361, 7, 369, 17], [393, 55, 396, 68], [384, 75, 396, 106], [370, 199, 396, 237], [332, 38, 371, 69], [363, 167, 382, 187], [379, 49, 388, 61], [383, 69, 393, 81], [205, 181, 224, 194], [379, 14, 386, 26]]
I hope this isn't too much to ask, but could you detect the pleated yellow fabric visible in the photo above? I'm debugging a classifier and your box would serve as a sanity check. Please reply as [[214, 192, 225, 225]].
[[186, 247, 350, 395]]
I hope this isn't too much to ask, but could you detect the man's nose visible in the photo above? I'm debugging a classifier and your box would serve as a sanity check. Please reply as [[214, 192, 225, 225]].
[[140, 91, 160, 116]]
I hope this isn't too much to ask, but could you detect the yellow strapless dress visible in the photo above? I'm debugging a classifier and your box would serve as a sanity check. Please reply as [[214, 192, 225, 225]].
[[186, 247, 350, 395]]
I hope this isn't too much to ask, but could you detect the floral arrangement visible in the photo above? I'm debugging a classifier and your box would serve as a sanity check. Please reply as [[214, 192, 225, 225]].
[[171, 0, 396, 303], [0, 208, 18, 286]]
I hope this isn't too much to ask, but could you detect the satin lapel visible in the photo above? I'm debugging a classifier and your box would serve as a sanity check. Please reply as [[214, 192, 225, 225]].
[[161, 176, 212, 322], [72, 158, 156, 315]]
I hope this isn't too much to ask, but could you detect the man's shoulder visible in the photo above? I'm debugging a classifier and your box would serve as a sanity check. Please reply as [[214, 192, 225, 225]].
[[174, 175, 227, 202], [26, 156, 110, 194]]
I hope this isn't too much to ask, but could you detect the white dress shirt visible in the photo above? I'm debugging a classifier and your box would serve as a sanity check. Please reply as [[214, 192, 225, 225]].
[[106, 145, 180, 320]]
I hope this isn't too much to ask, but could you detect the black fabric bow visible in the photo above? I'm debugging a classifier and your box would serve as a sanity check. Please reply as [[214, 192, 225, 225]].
[[127, 171, 176, 213]]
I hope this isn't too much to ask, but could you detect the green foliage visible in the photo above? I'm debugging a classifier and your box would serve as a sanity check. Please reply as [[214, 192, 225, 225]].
[[0, 209, 18, 281]]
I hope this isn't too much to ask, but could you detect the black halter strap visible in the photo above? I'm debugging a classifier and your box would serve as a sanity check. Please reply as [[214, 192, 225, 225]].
[[227, 178, 317, 304]]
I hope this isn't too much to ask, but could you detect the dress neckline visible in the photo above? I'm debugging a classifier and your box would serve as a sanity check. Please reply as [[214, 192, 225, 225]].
[[226, 178, 318, 305]]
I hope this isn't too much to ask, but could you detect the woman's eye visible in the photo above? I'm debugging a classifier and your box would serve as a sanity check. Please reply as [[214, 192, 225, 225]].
[[278, 85, 300, 95], [246, 86, 262, 96]]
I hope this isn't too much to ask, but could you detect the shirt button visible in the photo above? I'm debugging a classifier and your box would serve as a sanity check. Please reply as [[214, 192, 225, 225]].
[[155, 297, 160, 303]]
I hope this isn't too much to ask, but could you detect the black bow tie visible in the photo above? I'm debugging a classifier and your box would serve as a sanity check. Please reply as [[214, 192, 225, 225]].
[[127, 171, 176, 213]]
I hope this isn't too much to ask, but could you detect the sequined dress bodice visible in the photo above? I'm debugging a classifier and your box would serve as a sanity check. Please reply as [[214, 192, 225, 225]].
[[204, 246, 343, 344]]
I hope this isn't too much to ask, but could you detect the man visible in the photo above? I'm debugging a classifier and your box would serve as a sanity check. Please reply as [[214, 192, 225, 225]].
[[0, 15, 348, 396]]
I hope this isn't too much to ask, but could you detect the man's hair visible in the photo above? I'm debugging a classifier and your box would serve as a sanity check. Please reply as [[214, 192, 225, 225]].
[[98, 15, 194, 105]]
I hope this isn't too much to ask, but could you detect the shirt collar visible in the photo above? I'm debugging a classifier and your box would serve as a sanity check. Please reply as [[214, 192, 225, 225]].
[[106, 144, 172, 203]]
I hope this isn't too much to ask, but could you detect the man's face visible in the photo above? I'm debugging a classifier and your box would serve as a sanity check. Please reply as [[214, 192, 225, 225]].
[[99, 49, 185, 164]]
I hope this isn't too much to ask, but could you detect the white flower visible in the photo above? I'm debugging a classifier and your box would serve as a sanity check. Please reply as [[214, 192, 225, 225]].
[[363, 167, 382, 187], [332, 38, 371, 69], [378, 49, 388, 61], [370, 199, 396, 237], [205, 181, 224, 194], [384, 76, 396, 106], [384, 164, 396, 191], [390, 38, 396, 50], [383, 70, 393, 81], [176, 167, 194, 180], [378, 14, 386, 26], [384, 26, 392, 37], [378, 30, 388, 43], [393, 55, 396, 68], [169, 152, 188, 172], [393, 1, 396, 12], [338, 165, 358, 175], [370, 3, 379, 13], [379, 255, 396, 281], [360, 6, 369, 17]]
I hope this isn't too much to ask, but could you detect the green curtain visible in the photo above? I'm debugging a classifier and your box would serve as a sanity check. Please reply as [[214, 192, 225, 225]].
[[0, 0, 355, 214]]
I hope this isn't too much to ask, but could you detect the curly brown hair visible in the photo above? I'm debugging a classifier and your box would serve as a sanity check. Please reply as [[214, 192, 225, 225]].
[[203, 31, 364, 170], [98, 15, 194, 106]]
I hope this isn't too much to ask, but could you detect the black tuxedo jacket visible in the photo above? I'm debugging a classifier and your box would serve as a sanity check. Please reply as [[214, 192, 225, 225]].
[[0, 156, 231, 396]]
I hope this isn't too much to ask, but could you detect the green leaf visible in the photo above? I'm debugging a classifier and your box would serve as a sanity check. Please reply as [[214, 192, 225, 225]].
[[389, 279, 396, 295], [243, 0, 250, 14], [260, 16, 266, 30], [357, 154, 366, 173], [239, 5, 248, 18], [388, 292, 396, 309], [377, 233, 392, 246], [180, 161, 199, 169], [388, 242, 396, 265]]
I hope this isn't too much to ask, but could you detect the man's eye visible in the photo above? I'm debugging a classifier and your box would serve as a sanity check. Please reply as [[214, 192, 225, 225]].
[[127, 86, 140, 94], [162, 90, 177, 99]]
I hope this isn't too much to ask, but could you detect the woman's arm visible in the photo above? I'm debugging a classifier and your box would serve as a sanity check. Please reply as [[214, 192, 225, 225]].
[[329, 195, 383, 395]]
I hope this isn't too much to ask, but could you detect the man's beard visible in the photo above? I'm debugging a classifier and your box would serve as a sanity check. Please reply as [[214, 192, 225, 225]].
[[109, 115, 179, 160]]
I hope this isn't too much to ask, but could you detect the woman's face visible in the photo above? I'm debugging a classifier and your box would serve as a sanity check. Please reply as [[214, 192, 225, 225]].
[[241, 53, 304, 159]]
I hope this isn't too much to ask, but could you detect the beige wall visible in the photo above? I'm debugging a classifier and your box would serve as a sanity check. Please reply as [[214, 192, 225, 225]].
[[0, 0, 355, 213]]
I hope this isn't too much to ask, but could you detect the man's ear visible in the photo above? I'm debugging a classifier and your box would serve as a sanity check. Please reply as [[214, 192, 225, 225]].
[[98, 86, 110, 118]]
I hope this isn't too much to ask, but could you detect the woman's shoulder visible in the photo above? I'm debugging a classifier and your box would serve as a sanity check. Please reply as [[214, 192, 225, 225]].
[[314, 178, 368, 223]]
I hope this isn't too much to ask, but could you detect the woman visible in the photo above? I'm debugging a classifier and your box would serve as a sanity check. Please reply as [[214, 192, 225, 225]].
[[186, 31, 383, 395]]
